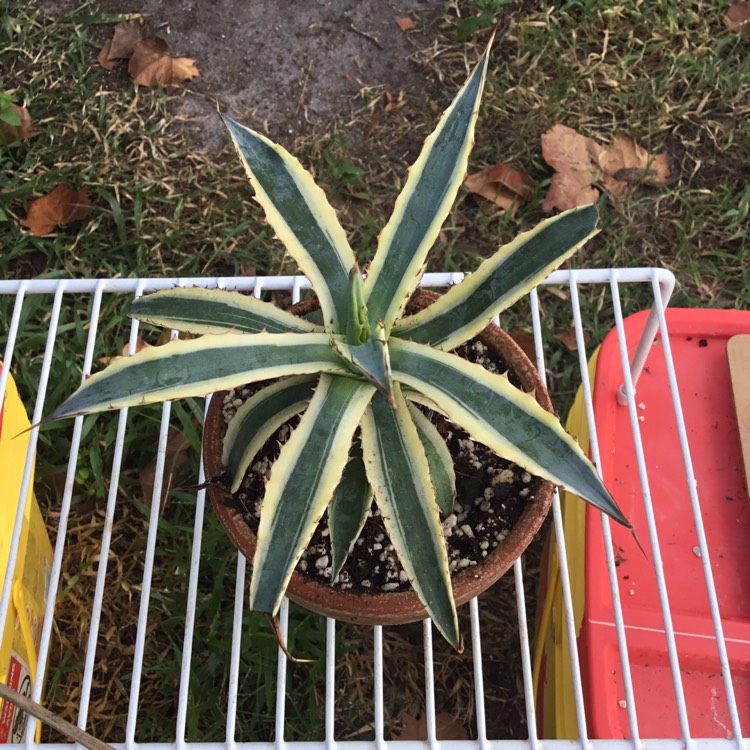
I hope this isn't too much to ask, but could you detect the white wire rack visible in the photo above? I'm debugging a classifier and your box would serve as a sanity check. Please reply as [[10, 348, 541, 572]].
[[0, 268, 748, 750]]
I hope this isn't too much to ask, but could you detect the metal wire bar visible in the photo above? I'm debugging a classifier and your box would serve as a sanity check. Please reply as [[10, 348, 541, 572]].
[[324, 618, 336, 748], [178, 407, 211, 744], [568, 273, 641, 747], [514, 558, 540, 750], [529, 288, 589, 747], [468, 597, 488, 749], [275, 599, 290, 743], [226, 553, 247, 744], [2, 268, 747, 750], [609, 273, 693, 746], [421, 619, 436, 744], [373, 625, 384, 750], [650, 280, 743, 743]]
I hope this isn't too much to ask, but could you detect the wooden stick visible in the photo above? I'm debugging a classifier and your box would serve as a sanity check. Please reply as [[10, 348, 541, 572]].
[[728, 335, 750, 489], [0, 682, 117, 750]]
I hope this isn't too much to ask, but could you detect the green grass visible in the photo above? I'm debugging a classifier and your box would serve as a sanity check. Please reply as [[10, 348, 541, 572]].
[[0, 7, 276, 280], [435, 1, 749, 310], [1, 0, 748, 742]]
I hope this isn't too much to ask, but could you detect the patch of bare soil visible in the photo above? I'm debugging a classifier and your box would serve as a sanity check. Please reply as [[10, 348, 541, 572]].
[[38, 0, 443, 152]]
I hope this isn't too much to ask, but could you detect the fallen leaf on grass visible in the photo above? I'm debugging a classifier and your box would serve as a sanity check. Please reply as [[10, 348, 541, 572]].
[[395, 17, 416, 31], [98, 330, 178, 365], [541, 125, 602, 212], [541, 124, 670, 211], [21, 185, 91, 236], [594, 134, 670, 195], [554, 328, 590, 351], [464, 162, 534, 216], [725, 1, 750, 34], [128, 37, 200, 90], [99, 337, 148, 364], [384, 90, 407, 112], [0, 104, 40, 145], [394, 712, 469, 741], [97, 19, 145, 70]]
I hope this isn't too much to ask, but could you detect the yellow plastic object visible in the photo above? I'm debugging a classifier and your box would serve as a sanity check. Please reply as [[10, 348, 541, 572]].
[[0, 366, 53, 743], [533, 348, 599, 739]]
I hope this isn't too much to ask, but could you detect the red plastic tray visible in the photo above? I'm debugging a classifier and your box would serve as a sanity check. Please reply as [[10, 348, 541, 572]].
[[580, 308, 750, 738]]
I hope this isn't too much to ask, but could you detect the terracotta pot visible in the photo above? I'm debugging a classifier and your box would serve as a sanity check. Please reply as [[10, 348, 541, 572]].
[[202, 288, 555, 626]]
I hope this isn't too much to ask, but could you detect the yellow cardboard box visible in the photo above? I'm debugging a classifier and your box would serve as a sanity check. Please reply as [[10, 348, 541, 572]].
[[0, 366, 53, 743]]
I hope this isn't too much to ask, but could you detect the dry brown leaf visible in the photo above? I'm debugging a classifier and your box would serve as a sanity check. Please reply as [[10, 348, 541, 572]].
[[98, 331, 176, 365], [384, 90, 407, 112], [725, 1, 750, 33], [128, 37, 199, 90], [97, 19, 145, 69], [0, 104, 40, 145], [21, 185, 91, 237], [97, 40, 116, 70], [594, 134, 670, 195], [395, 17, 416, 31], [541, 124, 601, 212], [554, 328, 590, 351], [98, 334, 151, 365], [394, 712, 469, 740], [464, 162, 534, 216], [541, 125, 670, 211]]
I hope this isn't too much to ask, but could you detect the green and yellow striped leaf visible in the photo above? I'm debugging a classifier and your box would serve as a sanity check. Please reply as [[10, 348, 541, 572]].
[[249, 375, 376, 614], [360, 386, 459, 647], [47, 332, 348, 421], [222, 375, 318, 493], [390, 339, 630, 527], [393, 205, 598, 349], [328, 440, 373, 579], [406, 402, 456, 516], [130, 287, 323, 335], [363, 39, 492, 335], [223, 115, 356, 331]]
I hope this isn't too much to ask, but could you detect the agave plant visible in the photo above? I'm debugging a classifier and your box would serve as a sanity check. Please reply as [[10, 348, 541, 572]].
[[48, 41, 629, 648]]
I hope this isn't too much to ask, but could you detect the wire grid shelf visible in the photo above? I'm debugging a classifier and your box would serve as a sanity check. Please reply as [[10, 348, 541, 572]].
[[0, 268, 747, 750]]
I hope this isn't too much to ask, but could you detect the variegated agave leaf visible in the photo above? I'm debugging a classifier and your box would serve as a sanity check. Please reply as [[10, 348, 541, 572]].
[[360, 385, 459, 647], [363, 36, 493, 335], [392, 205, 598, 350], [222, 375, 318, 493], [328, 439, 372, 580], [222, 116, 356, 333], [250, 375, 375, 615], [406, 401, 456, 516], [130, 287, 324, 335], [47, 333, 347, 421], [390, 338, 629, 527]]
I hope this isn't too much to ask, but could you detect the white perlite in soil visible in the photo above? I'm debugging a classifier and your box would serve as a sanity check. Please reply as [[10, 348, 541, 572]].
[[217, 339, 542, 595]]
